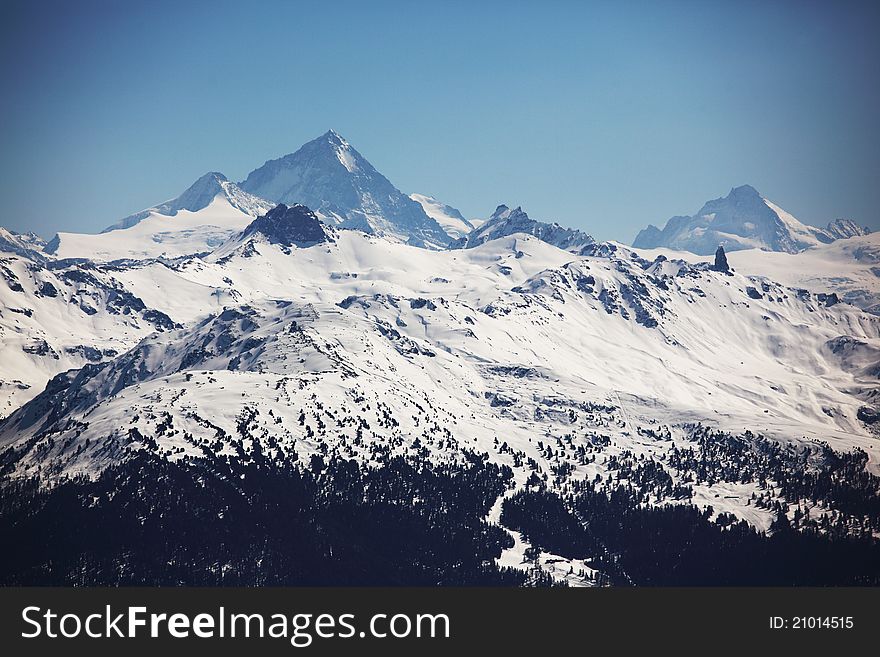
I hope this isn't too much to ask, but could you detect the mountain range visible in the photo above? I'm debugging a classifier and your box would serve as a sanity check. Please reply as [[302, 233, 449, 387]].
[[5, 212, 878, 482], [633, 184, 870, 255], [2, 132, 879, 586], [451, 204, 595, 252]]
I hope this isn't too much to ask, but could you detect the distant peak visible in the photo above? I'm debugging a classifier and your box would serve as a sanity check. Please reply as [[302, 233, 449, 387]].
[[491, 204, 511, 219], [241, 203, 329, 247], [323, 129, 346, 143], [728, 184, 761, 199], [183, 171, 229, 194], [490, 205, 528, 223], [826, 218, 871, 239], [289, 130, 360, 172], [100, 170, 273, 234]]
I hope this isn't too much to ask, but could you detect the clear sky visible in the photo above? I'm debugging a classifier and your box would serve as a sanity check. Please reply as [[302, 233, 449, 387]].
[[1, 0, 878, 242]]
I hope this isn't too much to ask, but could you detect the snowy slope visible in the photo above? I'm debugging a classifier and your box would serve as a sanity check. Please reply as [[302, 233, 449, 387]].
[[633, 185, 836, 254], [46, 173, 273, 261], [633, 232, 880, 316], [0, 251, 177, 416], [240, 131, 452, 248], [101, 172, 273, 233], [3, 223, 879, 543], [410, 193, 474, 239], [729, 232, 880, 315]]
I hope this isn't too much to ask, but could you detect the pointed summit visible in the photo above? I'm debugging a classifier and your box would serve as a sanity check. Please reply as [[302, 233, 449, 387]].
[[728, 184, 761, 199], [239, 131, 452, 248], [48, 173, 274, 260], [0, 227, 47, 262], [240, 204, 330, 247], [101, 171, 272, 234], [164, 171, 228, 211]]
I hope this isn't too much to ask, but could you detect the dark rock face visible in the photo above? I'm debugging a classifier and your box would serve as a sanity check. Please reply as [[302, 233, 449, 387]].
[[746, 286, 763, 300], [817, 292, 840, 307], [857, 406, 880, 425], [38, 281, 58, 297], [409, 298, 437, 311], [242, 204, 328, 247], [22, 339, 56, 358], [64, 345, 104, 362], [713, 245, 730, 273]]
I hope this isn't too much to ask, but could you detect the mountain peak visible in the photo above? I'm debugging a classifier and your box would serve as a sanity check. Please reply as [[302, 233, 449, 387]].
[[633, 184, 832, 255], [826, 218, 871, 240], [240, 203, 329, 248], [728, 184, 761, 199], [173, 171, 229, 206], [0, 226, 48, 261], [239, 132, 452, 248], [100, 171, 272, 234], [490, 205, 515, 222], [319, 129, 352, 156], [453, 203, 594, 252]]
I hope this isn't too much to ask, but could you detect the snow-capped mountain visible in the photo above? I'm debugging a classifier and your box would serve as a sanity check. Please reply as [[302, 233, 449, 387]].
[[633, 184, 840, 255], [0, 248, 177, 415], [238, 203, 331, 247], [239, 130, 452, 248], [4, 223, 878, 487], [451, 204, 594, 252], [4, 200, 880, 584], [46, 172, 274, 261], [210, 203, 334, 261], [410, 193, 474, 239], [633, 230, 880, 317], [826, 218, 871, 240], [102, 172, 274, 233], [0, 227, 47, 262]]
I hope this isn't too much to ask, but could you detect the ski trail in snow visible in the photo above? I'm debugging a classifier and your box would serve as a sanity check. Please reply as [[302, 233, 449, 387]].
[[487, 477, 597, 587], [614, 390, 632, 435]]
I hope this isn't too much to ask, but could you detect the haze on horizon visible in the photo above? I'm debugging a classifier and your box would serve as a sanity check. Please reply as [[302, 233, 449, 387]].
[[0, 0, 878, 242]]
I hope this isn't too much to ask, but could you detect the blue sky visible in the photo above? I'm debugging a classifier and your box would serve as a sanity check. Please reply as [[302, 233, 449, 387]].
[[1, 0, 878, 242]]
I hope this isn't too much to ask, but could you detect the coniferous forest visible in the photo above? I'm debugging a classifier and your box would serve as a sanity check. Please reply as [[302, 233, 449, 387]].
[[0, 451, 522, 586], [2, 427, 880, 586]]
